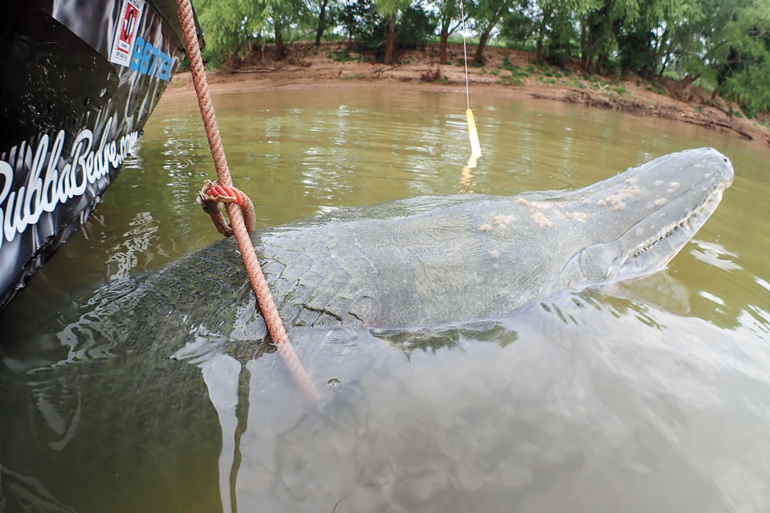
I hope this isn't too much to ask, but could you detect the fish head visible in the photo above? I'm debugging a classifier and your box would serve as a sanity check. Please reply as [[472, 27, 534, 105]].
[[559, 147, 734, 289]]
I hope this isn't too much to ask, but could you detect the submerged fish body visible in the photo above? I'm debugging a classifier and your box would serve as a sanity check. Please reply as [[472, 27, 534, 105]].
[[48, 148, 733, 356], [0, 147, 749, 513]]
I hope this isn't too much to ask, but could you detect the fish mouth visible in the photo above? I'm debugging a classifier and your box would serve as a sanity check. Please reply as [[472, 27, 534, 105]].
[[619, 174, 730, 279], [628, 218, 691, 259]]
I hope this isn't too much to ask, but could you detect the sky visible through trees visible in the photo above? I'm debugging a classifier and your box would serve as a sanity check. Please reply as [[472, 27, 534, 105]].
[[196, 0, 770, 116]]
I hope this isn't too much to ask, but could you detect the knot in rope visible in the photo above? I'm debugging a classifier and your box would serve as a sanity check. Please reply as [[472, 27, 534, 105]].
[[197, 180, 257, 237]]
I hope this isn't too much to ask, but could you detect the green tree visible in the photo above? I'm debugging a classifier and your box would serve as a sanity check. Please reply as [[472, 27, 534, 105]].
[[578, 0, 622, 72], [374, 0, 411, 64], [431, 0, 464, 63], [666, 0, 770, 114], [499, 5, 535, 47], [264, 0, 306, 59], [339, 0, 381, 47], [615, 0, 686, 78], [397, 5, 438, 46], [525, 0, 578, 64], [468, 0, 515, 64], [308, 0, 338, 45], [197, 0, 266, 62]]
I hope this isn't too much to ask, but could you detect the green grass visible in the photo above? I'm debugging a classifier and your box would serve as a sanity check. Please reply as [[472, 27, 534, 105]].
[[499, 57, 530, 77], [500, 76, 522, 86], [499, 56, 518, 72], [329, 48, 358, 62], [645, 85, 666, 95]]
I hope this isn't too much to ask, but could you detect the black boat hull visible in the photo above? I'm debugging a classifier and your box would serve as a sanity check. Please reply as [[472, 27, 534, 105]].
[[0, 0, 201, 310]]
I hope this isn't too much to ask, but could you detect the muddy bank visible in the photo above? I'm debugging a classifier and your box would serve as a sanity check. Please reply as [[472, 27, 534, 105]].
[[163, 42, 770, 147]]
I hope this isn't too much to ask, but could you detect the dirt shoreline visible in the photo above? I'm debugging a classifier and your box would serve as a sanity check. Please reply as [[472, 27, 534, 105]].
[[162, 42, 770, 147]]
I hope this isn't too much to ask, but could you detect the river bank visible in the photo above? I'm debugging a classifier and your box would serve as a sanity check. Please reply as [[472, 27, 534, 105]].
[[163, 41, 770, 147]]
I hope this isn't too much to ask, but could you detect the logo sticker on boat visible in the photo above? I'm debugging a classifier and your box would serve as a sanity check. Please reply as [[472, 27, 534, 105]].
[[0, 120, 140, 252], [110, 0, 146, 67]]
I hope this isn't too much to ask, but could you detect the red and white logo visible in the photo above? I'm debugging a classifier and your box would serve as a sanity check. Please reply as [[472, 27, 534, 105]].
[[110, 0, 146, 66]]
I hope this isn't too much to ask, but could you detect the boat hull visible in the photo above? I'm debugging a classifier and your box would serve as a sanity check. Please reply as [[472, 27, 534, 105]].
[[0, 0, 201, 310]]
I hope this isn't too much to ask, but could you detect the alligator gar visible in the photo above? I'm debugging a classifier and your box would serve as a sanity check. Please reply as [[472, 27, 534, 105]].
[[40, 147, 733, 355]]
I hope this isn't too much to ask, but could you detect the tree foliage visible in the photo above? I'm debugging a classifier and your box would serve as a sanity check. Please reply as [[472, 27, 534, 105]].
[[195, 0, 770, 115], [197, 0, 266, 61]]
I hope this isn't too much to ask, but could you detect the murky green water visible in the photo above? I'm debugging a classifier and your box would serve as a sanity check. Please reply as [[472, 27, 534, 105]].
[[1, 87, 769, 513]]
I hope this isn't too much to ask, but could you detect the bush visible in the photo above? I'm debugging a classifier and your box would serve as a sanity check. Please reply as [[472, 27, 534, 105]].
[[545, 51, 569, 68], [329, 47, 357, 62], [501, 76, 522, 86], [338, 0, 381, 52], [396, 6, 437, 48], [500, 56, 519, 73]]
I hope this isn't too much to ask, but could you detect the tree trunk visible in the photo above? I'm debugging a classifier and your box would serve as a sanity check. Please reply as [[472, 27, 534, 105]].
[[315, 0, 329, 46], [621, 64, 631, 80], [536, 39, 543, 64], [658, 53, 669, 77], [439, 22, 449, 64], [586, 50, 595, 72], [580, 20, 587, 70], [275, 21, 286, 60], [596, 54, 606, 75], [384, 14, 396, 65], [472, 29, 490, 65], [682, 73, 701, 88], [536, 8, 552, 65]]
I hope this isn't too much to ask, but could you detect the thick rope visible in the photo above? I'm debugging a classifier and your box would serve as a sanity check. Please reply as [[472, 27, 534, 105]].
[[176, 0, 319, 403]]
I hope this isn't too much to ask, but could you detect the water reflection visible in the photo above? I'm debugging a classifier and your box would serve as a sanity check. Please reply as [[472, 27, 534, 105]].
[[689, 239, 742, 272], [457, 164, 474, 193], [2, 267, 770, 512], [172, 286, 770, 513], [0, 464, 78, 513], [199, 354, 241, 513], [1, 87, 769, 512], [105, 211, 159, 281]]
